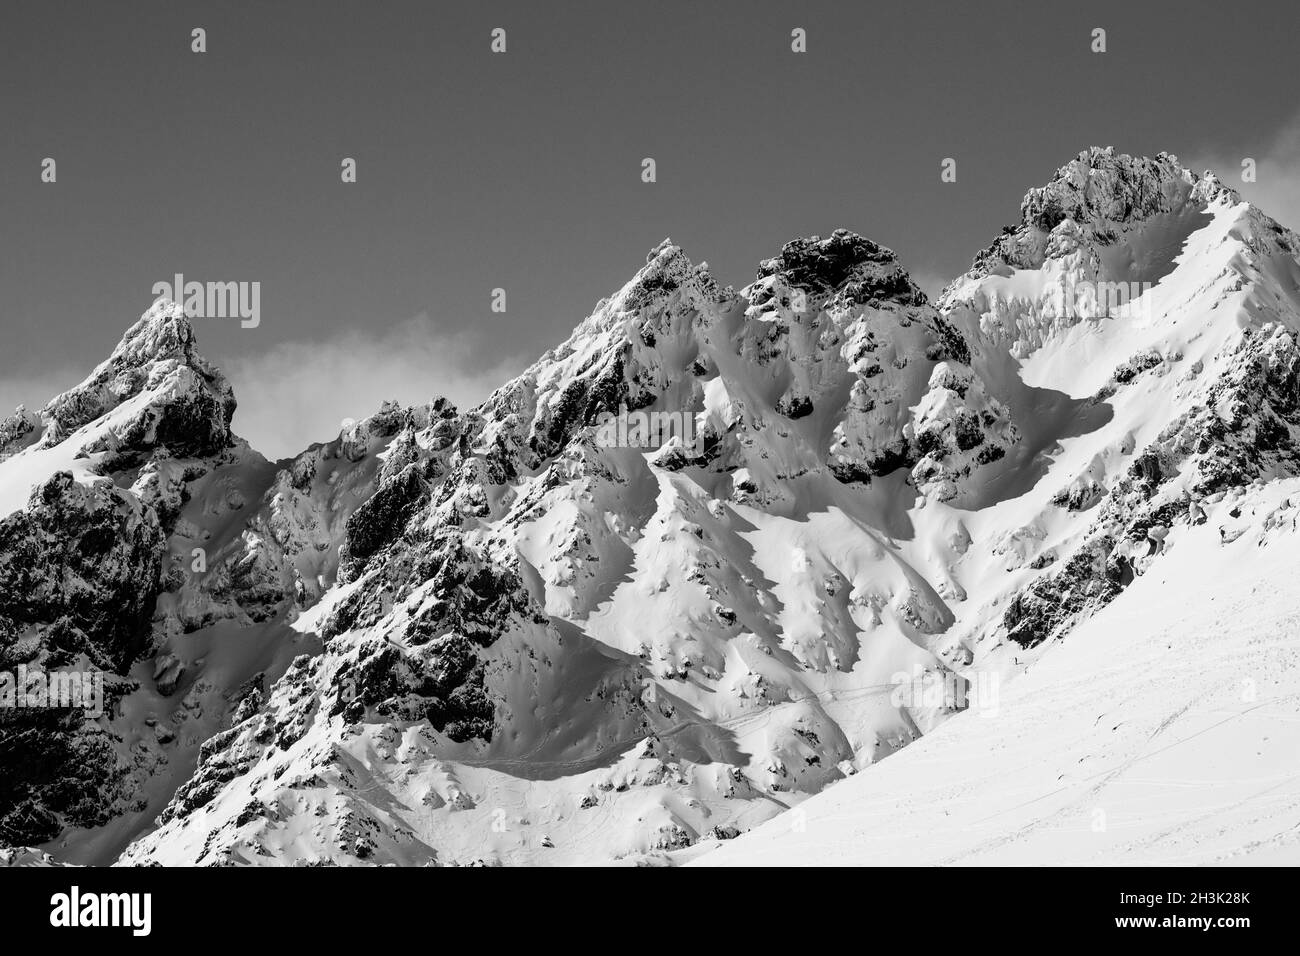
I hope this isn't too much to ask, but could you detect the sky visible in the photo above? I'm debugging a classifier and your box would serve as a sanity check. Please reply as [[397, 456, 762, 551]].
[[2, 0, 1298, 457]]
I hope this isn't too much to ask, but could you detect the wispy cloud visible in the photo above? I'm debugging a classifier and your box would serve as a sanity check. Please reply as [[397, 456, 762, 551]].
[[224, 314, 527, 460], [1190, 111, 1300, 230], [909, 268, 953, 302], [0, 365, 84, 418]]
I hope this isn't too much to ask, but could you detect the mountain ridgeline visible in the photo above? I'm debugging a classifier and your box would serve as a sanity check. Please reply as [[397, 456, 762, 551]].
[[2, 147, 1299, 865]]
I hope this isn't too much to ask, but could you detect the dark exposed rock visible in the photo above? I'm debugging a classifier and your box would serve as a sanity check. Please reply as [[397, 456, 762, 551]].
[[339, 463, 429, 581], [1004, 535, 1122, 648], [756, 229, 917, 305], [0, 406, 40, 462], [1112, 349, 1164, 385], [0, 706, 131, 845], [777, 395, 814, 420], [0, 472, 164, 673]]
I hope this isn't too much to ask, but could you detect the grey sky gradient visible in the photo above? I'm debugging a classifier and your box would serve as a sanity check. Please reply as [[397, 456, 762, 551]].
[[3, 0, 1298, 455]]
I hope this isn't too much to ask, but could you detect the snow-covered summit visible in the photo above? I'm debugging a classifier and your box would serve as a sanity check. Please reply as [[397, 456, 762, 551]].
[[952, 148, 1241, 291], [42, 299, 235, 452], [940, 148, 1300, 365]]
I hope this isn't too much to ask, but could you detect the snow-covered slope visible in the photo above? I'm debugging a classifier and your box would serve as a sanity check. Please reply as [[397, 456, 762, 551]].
[[691, 477, 1300, 866], [691, 147, 1300, 867], [4, 147, 1299, 866]]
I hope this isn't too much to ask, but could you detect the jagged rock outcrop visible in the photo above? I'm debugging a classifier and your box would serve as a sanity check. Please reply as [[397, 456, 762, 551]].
[[0, 472, 164, 671]]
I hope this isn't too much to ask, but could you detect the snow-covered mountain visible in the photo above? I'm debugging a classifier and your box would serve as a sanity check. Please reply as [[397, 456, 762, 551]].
[[696, 148, 1300, 866], [2, 147, 1298, 866]]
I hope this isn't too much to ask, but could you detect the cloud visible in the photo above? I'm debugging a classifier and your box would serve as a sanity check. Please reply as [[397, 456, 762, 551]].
[[1190, 111, 1300, 230], [224, 314, 527, 460], [0, 365, 84, 418], [909, 268, 953, 302]]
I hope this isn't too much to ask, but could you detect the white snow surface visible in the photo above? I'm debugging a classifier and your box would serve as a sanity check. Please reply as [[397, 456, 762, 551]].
[[691, 478, 1300, 866]]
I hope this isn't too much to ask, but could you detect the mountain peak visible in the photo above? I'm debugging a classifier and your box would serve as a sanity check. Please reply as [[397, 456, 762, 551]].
[[109, 298, 200, 368], [604, 238, 727, 315], [1019, 147, 1238, 235], [942, 148, 1251, 301], [753, 228, 925, 309], [36, 299, 235, 456]]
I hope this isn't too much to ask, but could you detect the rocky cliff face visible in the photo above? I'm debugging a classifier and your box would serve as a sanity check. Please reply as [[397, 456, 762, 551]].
[[4, 149, 1300, 864], [0, 302, 243, 844]]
